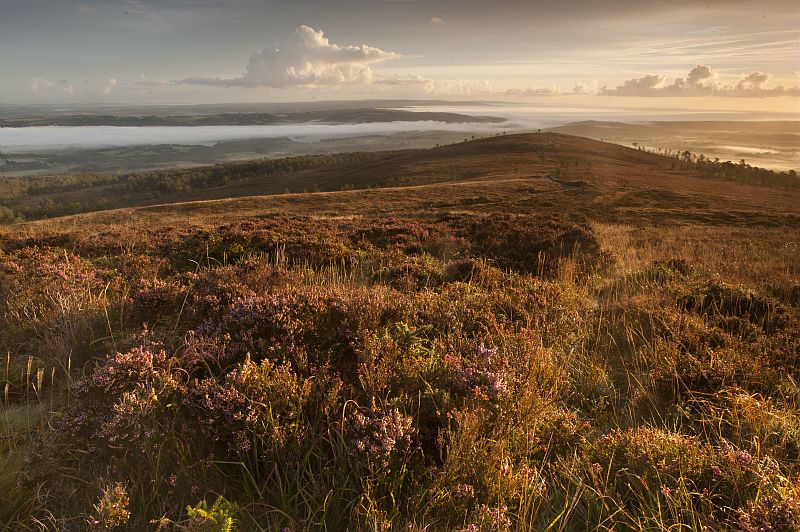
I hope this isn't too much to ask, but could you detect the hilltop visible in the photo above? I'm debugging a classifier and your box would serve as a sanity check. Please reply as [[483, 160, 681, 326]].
[[2, 133, 798, 225]]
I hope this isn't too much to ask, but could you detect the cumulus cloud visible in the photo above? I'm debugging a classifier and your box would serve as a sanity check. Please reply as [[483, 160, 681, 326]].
[[601, 65, 798, 97], [728, 72, 799, 96], [30, 78, 54, 92], [603, 73, 668, 96], [182, 25, 400, 88], [103, 78, 119, 95], [686, 64, 712, 85], [30, 78, 75, 94]]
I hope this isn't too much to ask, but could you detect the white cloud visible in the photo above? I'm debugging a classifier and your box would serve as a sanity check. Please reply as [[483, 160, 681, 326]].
[[430, 16, 445, 24], [601, 65, 799, 97], [30, 78, 75, 95], [59, 81, 76, 95], [182, 25, 400, 88], [728, 71, 799, 96], [30, 78, 54, 92], [103, 78, 119, 95]]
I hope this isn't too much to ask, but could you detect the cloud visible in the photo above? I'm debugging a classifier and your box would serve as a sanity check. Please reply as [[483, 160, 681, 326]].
[[30, 78, 54, 92], [430, 16, 445, 24], [374, 73, 496, 97], [30, 78, 75, 94], [603, 73, 668, 95], [503, 85, 560, 96], [103, 78, 119, 95], [372, 74, 493, 96], [728, 71, 799, 96], [375, 73, 431, 86], [572, 81, 599, 95], [133, 77, 173, 88], [182, 25, 400, 88], [686, 64, 712, 85], [601, 65, 798, 97], [423, 78, 493, 96]]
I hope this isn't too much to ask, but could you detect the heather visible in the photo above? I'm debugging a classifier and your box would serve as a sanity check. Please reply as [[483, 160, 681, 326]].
[[1, 134, 800, 530], [0, 210, 798, 531]]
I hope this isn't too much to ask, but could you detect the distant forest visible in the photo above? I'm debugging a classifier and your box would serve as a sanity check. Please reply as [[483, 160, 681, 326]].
[[0, 151, 395, 222]]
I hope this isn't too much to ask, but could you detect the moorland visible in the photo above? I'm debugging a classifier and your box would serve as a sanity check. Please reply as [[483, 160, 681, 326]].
[[1, 133, 799, 530]]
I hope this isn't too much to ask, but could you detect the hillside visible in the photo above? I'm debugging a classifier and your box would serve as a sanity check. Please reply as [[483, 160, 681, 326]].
[[1, 133, 800, 530], [2, 133, 798, 223]]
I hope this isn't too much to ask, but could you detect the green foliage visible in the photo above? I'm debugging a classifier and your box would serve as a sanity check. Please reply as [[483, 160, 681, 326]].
[[185, 496, 238, 532], [0, 205, 19, 224]]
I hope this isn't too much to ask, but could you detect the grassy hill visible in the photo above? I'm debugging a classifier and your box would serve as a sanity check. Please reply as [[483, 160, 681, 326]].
[[2, 133, 798, 222], [1, 134, 799, 529]]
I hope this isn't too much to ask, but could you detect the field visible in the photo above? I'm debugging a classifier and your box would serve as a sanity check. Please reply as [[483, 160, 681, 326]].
[[1, 133, 799, 530]]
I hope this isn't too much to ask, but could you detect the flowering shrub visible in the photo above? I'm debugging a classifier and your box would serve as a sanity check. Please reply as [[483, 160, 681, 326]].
[[738, 491, 800, 532], [89, 482, 131, 529], [586, 428, 785, 527], [128, 276, 189, 323], [347, 400, 416, 473], [59, 348, 183, 455], [457, 344, 510, 401], [0, 247, 107, 363], [185, 355, 310, 455], [2, 213, 798, 530]]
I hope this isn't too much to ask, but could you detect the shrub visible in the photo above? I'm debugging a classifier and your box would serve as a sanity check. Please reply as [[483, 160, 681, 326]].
[[184, 496, 238, 532], [90, 483, 131, 529]]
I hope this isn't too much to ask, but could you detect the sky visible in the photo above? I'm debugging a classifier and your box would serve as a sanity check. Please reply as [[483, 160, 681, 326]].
[[0, 0, 798, 113]]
